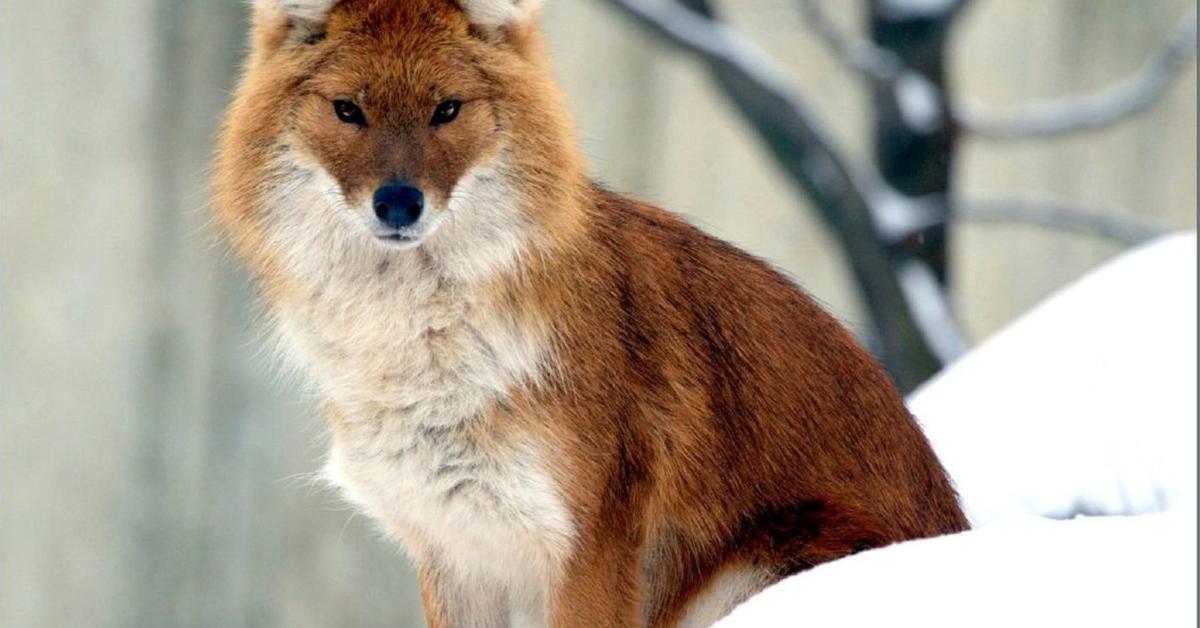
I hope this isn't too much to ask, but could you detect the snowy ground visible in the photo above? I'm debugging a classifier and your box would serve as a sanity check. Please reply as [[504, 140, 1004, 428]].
[[718, 233, 1198, 627], [721, 511, 1195, 627]]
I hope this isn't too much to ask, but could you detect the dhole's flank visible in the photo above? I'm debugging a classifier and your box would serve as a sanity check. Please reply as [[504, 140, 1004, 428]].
[[213, 1, 968, 625]]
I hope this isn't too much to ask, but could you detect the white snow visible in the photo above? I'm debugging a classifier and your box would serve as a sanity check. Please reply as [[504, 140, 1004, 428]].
[[912, 232, 1197, 526], [717, 233, 1198, 627], [895, 72, 943, 134], [718, 511, 1196, 627], [875, 0, 961, 20]]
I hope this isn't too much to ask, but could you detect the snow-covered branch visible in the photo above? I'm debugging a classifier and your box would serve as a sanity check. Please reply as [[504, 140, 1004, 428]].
[[796, 0, 957, 134], [961, 199, 1172, 246], [896, 259, 969, 363], [796, 0, 904, 85], [797, 0, 1197, 140], [957, 6, 1197, 139], [871, 0, 973, 21], [794, 0, 970, 83]]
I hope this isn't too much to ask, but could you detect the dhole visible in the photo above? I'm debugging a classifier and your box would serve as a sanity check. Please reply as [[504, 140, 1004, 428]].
[[213, 1, 968, 625]]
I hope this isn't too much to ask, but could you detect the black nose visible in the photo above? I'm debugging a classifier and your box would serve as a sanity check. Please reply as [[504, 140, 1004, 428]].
[[373, 182, 424, 230]]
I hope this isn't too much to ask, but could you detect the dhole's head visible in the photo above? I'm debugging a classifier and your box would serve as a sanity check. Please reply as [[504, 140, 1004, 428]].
[[214, 0, 583, 285]]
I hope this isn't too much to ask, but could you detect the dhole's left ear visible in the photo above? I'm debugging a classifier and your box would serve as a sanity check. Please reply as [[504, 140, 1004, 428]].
[[252, 0, 341, 49], [458, 0, 544, 42]]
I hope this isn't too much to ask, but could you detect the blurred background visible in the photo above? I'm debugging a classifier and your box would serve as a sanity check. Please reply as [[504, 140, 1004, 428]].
[[1, 1, 1195, 626]]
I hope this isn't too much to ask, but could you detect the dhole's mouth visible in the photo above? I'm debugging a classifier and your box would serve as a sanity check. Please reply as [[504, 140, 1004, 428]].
[[368, 211, 446, 249], [378, 233, 417, 243], [373, 231, 422, 248]]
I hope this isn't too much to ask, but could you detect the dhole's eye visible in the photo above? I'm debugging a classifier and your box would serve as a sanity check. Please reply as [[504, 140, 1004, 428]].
[[332, 100, 366, 126], [431, 100, 462, 126]]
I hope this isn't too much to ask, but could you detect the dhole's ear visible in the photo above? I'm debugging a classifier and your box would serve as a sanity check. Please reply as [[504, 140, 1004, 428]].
[[458, 0, 544, 42], [251, 0, 341, 49]]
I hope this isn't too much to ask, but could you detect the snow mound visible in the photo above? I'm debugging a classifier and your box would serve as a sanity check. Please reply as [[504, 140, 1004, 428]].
[[717, 512, 1196, 627], [911, 233, 1197, 526]]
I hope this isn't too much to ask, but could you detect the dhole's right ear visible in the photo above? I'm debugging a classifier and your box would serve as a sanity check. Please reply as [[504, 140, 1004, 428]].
[[458, 0, 544, 48], [250, 0, 341, 52]]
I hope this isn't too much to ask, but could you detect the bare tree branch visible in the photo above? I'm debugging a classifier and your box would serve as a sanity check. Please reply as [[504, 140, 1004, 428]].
[[866, 0, 964, 287], [797, 1, 1197, 140], [897, 259, 969, 363], [872, 0, 973, 21], [794, 0, 973, 83], [957, 6, 1198, 139], [796, 0, 904, 84], [795, 0, 954, 135], [961, 199, 1173, 246], [600, 0, 960, 388]]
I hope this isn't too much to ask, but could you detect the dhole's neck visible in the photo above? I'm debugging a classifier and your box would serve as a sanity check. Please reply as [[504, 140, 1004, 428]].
[[497, 46, 593, 265]]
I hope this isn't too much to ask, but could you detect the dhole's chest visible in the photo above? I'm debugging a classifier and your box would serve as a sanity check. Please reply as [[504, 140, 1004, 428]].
[[273, 246, 573, 597], [324, 412, 573, 610]]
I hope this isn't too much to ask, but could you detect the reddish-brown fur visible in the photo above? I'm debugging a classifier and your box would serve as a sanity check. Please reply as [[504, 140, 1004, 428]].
[[213, 1, 968, 626]]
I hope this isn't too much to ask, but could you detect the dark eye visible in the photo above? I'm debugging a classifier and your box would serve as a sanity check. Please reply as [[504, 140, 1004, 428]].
[[431, 100, 462, 126], [332, 100, 366, 126]]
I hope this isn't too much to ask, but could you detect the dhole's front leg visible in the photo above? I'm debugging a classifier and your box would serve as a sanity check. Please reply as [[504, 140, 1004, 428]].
[[418, 560, 508, 628], [547, 540, 642, 628]]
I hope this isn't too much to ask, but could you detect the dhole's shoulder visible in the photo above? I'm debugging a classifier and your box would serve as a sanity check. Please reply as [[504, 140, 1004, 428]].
[[585, 183, 807, 294]]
